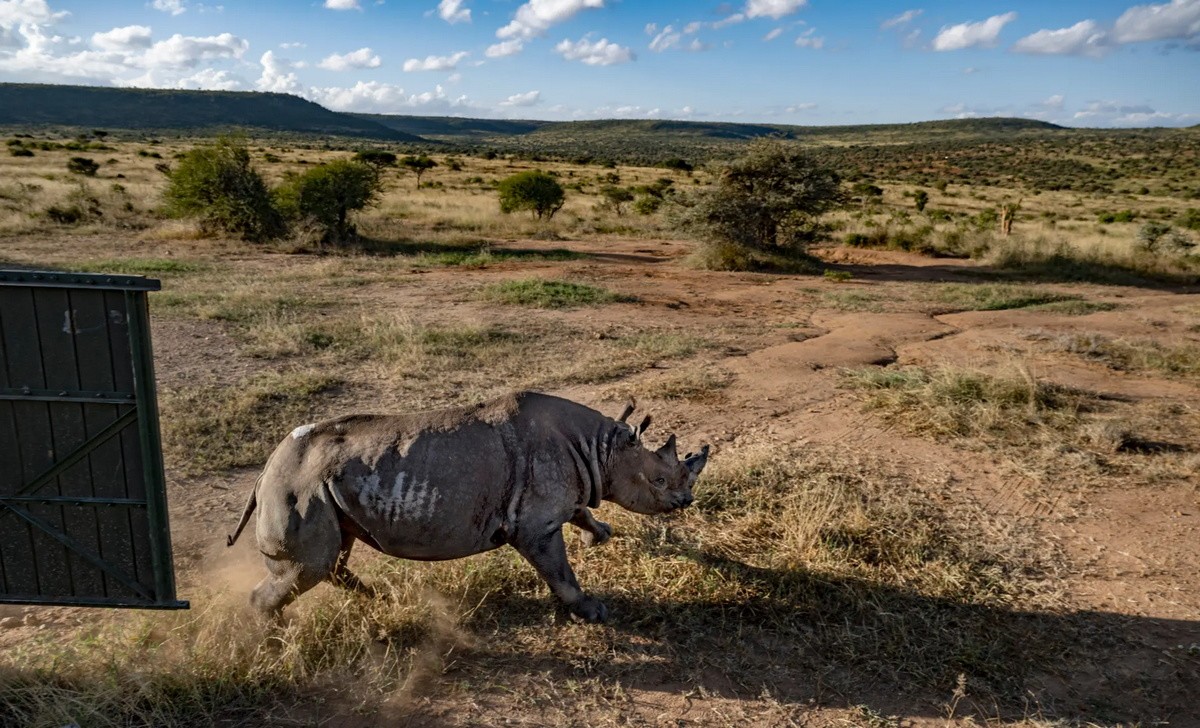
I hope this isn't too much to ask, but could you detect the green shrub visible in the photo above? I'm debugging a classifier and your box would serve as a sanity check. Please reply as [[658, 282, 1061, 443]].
[[164, 136, 285, 242], [913, 189, 929, 212], [66, 157, 99, 176], [275, 160, 382, 244], [9, 148, 33, 157], [1098, 210, 1136, 224], [497, 170, 566, 220], [598, 185, 634, 215], [672, 140, 842, 268], [633, 194, 662, 215]]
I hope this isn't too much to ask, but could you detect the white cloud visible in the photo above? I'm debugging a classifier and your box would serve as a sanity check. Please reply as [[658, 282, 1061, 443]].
[[1013, 19, 1109, 56], [485, 39, 523, 57], [280, 41, 305, 49], [92, 25, 153, 52], [497, 0, 605, 41], [499, 89, 540, 106], [1073, 99, 1198, 127], [1040, 93, 1065, 110], [403, 50, 468, 71], [744, 0, 807, 20], [795, 27, 823, 49], [882, 9, 922, 29], [786, 102, 816, 112], [141, 32, 248, 68], [174, 67, 239, 90], [932, 12, 1017, 51], [151, 0, 187, 15], [323, 0, 360, 9], [683, 21, 703, 35], [1113, 0, 1200, 43], [644, 22, 657, 35], [649, 25, 681, 51], [307, 81, 474, 114], [713, 13, 745, 29], [764, 27, 784, 41], [256, 50, 303, 93], [317, 47, 381, 71], [963, 66, 980, 74], [554, 36, 634, 65], [0, 0, 69, 27], [437, 0, 470, 24]]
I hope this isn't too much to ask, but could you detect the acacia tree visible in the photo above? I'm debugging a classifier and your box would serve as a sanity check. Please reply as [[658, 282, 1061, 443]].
[[497, 170, 565, 220], [672, 140, 843, 266], [353, 150, 398, 169], [399, 154, 436, 189]]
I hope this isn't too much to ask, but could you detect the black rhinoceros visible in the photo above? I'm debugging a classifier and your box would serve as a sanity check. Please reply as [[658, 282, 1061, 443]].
[[227, 391, 709, 623]]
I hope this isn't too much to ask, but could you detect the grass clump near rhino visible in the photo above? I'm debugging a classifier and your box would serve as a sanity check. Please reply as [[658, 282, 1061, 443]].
[[0, 444, 1069, 727], [478, 278, 635, 308]]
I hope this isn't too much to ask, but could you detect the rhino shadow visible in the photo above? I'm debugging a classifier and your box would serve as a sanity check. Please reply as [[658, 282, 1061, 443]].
[[447, 549, 1200, 725]]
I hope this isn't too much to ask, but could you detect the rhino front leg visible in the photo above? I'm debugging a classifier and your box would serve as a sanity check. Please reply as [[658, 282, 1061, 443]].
[[514, 528, 608, 624], [570, 508, 612, 547]]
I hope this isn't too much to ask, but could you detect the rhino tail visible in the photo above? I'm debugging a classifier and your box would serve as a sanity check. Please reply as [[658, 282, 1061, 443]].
[[226, 473, 261, 547]]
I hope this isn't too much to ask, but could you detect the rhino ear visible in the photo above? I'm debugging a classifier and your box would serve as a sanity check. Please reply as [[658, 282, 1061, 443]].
[[656, 434, 677, 460], [635, 415, 652, 439], [616, 399, 636, 424], [685, 444, 710, 474]]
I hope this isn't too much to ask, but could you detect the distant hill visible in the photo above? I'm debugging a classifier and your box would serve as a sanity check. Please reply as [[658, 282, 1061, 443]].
[[353, 114, 1063, 142], [0, 83, 424, 141], [352, 114, 550, 139]]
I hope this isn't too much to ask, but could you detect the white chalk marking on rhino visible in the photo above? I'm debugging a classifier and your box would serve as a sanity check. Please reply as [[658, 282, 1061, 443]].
[[291, 423, 316, 440], [356, 473, 381, 508]]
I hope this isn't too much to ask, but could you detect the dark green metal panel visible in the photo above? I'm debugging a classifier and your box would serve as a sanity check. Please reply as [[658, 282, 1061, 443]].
[[0, 270, 186, 609]]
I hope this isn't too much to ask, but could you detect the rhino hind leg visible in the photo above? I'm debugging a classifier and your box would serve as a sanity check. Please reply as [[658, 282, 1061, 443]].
[[250, 489, 344, 617], [330, 532, 375, 598], [513, 528, 608, 624]]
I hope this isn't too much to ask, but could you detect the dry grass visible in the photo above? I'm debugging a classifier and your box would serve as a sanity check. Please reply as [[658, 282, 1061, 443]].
[[160, 370, 343, 473], [1035, 332, 1200, 381], [840, 365, 1093, 442], [0, 444, 1069, 726]]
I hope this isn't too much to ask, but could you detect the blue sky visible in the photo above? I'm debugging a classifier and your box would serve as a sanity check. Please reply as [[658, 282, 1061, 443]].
[[1, 0, 1198, 126]]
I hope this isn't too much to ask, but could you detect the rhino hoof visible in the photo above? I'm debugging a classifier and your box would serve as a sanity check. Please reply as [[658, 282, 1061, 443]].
[[570, 596, 608, 624], [581, 521, 612, 547]]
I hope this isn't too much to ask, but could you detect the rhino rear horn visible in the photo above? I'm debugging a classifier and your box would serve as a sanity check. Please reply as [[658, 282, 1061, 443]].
[[617, 400, 636, 423], [636, 415, 652, 439], [657, 434, 677, 459]]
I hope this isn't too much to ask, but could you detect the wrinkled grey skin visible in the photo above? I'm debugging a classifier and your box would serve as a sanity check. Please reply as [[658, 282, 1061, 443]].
[[227, 391, 709, 623]]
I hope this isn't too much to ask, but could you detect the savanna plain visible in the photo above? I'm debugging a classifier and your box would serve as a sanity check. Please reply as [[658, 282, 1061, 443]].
[[1, 125, 1199, 727]]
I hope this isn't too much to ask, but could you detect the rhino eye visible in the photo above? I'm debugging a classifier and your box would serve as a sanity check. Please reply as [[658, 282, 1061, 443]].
[[654, 477, 666, 486]]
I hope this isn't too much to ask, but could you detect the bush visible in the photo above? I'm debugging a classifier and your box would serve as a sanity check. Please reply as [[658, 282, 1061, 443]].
[[913, 189, 929, 212], [9, 148, 33, 157], [633, 194, 662, 215], [497, 170, 565, 220], [164, 136, 285, 242], [275, 160, 382, 244], [66, 157, 99, 176], [1180, 208, 1200, 231], [598, 185, 634, 215], [671, 140, 843, 266]]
